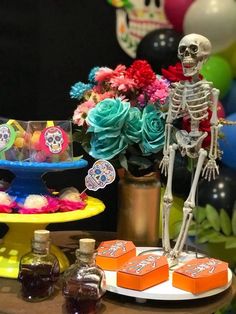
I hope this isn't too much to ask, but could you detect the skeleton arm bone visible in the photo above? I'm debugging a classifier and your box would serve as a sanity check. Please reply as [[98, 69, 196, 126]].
[[202, 88, 220, 181], [160, 103, 174, 176]]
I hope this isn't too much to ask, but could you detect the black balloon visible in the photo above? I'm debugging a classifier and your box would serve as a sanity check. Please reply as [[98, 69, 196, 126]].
[[136, 28, 182, 73], [197, 164, 236, 217]]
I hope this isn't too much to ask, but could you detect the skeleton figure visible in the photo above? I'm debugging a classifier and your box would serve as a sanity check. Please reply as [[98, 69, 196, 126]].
[[99, 241, 127, 257], [115, 0, 171, 58], [160, 34, 220, 265], [124, 255, 158, 273]]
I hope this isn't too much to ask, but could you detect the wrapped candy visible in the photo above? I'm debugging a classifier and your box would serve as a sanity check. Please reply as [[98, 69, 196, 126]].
[[58, 187, 87, 212], [0, 191, 17, 213], [19, 194, 59, 214]]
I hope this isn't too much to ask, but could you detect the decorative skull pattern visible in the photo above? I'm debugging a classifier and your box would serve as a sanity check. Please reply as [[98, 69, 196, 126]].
[[44, 126, 64, 154], [98, 241, 127, 257], [0, 125, 12, 151], [178, 33, 211, 77], [85, 160, 116, 191], [123, 255, 159, 274], [115, 0, 171, 57]]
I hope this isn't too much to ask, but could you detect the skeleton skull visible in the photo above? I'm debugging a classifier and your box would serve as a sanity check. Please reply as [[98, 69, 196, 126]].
[[0, 125, 11, 150], [178, 33, 212, 77], [44, 127, 64, 154], [116, 0, 171, 57]]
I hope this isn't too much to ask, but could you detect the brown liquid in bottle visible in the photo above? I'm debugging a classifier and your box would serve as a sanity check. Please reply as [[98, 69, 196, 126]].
[[18, 230, 60, 302], [62, 238, 106, 314], [19, 263, 60, 301]]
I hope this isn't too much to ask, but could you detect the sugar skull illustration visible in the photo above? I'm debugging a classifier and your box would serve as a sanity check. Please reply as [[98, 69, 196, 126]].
[[40, 126, 69, 155], [0, 124, 15, 152], [85, 160, 116, 191], [109, 0, 172, 57]]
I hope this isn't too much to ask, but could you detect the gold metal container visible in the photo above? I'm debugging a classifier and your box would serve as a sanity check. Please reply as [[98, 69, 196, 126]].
[[117, 172, 161, 246]]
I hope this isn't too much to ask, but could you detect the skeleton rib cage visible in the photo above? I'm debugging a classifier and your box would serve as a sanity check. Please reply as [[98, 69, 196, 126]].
[[170, 80, 213, 121]]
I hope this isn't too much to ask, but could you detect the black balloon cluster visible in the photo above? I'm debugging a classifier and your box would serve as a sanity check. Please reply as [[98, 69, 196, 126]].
[[136, 28, 182, 73], [197, 163, 236, 218]]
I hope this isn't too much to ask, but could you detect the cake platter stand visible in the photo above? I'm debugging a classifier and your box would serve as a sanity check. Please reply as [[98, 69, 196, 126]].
[[0, 159, 105, 278], [105, 247, 233, 301]]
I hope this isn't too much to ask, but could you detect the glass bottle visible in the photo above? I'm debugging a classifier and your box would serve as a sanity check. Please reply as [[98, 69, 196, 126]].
[[62, 238, 106, 314], [18, 229, 60, 302]]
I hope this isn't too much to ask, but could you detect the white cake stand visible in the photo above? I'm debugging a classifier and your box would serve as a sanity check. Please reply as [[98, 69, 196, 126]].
[[105, 247, 233, 301]]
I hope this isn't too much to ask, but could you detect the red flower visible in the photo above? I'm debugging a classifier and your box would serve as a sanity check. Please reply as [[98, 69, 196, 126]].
[[126, 60, 156, 89], [161, 62, 203, 82], [161, 62, 189, 82]]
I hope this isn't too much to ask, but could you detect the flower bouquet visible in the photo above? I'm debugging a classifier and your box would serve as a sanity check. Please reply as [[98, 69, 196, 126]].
[[71, 60, 170, 177]]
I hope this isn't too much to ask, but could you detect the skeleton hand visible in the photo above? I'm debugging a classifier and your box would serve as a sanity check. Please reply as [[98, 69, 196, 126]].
[[159, 154, 169, 177], [202, 159, 219, 181]]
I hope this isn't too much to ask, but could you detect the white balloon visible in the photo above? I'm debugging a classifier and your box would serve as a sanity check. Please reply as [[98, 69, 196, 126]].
[[183, 0, 236, 53]]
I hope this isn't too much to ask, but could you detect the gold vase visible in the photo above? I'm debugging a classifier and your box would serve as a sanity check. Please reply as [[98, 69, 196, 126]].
[[117, 171, 161, 246]]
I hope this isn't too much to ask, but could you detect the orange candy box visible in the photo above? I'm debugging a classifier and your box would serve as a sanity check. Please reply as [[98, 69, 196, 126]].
[[96, 240, 136, 271], [117, 254, 169, 291], [172, 257, 228, 294]]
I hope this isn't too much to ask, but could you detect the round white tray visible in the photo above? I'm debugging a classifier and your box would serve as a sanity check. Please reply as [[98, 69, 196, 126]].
[[105, 247, 232, 301]]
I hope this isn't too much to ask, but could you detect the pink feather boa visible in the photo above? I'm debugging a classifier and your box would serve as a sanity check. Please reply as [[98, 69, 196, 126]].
[[0, 201, 17, 213]]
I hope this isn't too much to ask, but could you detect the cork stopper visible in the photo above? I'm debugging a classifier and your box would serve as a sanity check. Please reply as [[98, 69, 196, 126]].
[[79, 238, 95, 254], [34, 230, 50, 242]]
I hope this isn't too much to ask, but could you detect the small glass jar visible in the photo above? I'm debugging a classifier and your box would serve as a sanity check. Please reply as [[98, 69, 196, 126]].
[[18, 230, 60, 302], [62, 238, 106, 314]]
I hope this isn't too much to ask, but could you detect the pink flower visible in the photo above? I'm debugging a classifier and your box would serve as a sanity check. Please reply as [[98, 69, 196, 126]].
[[97, 91, 116, 101], [110, 64, 126, 78], [95, 67, 114, 82], [142, 78, 169, 105], [110, 75, 136, 92], [73, 100, 96, 126], [95, 64, 126, 83]]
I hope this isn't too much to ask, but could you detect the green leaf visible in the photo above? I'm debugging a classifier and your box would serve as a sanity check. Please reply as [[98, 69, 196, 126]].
[[171, 221, 183, 239], [220, 208, 232, 236], [188, 222, 197, 236], [200, 219, 212, 230], [232, 209, 236, 236], [208, 234, 227, 243], [193, 206, 206, 223], [205, 204, 220, 232], [225, 237, 236, 249], [72, 155, 83, 161], [196, 229, 219, 244], [188, 228, 197, 236]]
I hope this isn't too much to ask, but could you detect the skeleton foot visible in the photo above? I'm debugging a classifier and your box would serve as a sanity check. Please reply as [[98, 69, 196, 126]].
[[166, 250, 179, 267], [162, 248, 171, 256]]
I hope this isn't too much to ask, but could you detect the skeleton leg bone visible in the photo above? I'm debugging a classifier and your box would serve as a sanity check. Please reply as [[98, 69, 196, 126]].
[[162, 144, 178, 254], [169, 148, 207, 265]]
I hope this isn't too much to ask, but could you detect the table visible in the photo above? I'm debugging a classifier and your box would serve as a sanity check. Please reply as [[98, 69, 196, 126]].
[[0, 230, 235, 314]]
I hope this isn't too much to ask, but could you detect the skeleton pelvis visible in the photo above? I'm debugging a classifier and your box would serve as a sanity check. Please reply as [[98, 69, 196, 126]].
[[176, 130, 208, 158]]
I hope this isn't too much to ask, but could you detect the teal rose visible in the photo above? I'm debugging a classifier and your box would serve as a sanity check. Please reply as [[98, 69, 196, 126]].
[[87, 98, 130, 135], [123, 107, 142, 144], [89, 132, 128, 160], [86, 98, 130, 159], [139, 105, 165, 155]]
